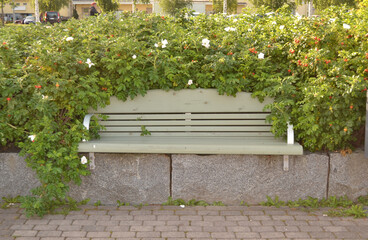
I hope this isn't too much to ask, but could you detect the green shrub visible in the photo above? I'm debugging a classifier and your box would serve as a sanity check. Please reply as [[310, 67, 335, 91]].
[[1, 6, 367, 216]]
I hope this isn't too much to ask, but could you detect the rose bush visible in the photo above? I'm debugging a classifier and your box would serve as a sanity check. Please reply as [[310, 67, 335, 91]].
[[0, 6, 367, 216]]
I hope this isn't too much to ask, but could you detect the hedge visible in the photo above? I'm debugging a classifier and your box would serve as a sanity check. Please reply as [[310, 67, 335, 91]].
[[0, 6, 367, 216]]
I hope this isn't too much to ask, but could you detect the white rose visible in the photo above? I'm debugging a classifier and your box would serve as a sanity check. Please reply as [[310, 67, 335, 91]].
[[81, 156, 88, 165]]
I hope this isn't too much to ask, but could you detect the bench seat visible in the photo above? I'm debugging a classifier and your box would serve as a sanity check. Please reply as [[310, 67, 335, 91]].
[[79, 89, 303, 171], [78, 136, 303, 155]]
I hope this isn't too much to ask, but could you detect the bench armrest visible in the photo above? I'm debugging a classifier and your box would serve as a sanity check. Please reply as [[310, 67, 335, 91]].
[[83, 114, 94, 130], [287, 122, 294, 145]]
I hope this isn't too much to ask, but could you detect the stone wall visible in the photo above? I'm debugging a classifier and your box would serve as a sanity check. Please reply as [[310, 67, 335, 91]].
[[0, 151, 367, 205]]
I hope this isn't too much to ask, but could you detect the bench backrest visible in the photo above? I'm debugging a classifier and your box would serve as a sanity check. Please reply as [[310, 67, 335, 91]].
[[90, 89, 274, 137]]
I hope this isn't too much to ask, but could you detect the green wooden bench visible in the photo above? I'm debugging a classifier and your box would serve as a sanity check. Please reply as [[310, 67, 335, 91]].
[[78, 89, 303, 171]]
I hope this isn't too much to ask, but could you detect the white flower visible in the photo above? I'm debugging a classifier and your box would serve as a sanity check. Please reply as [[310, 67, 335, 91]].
[[258, 52, 264, 59], [279, 25, 285, 30], [81, 156, 88, 165], [86, 58, 95, 68], [132, 55, 137, 59], [161, 39, 168, 48], [180, 205, 185, 208], [42, 95, 49, 100], [248, 28, 252, 32], [233, 18, 237, 22], [28, 135, 36, 142], [343, 23, 351, 29], [188, 79, 193, 85], [65, 37, 74, 41], [202, 38, 210, 48], [154, 43, 159, 48], [329, 18, 336, 23], [225, 27, 236, 32], [272, 21, 276, 25]]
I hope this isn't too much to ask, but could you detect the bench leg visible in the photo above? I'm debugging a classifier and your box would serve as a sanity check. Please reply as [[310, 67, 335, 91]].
[[283, 155, 289, 171], [89, 152, 96, 170]]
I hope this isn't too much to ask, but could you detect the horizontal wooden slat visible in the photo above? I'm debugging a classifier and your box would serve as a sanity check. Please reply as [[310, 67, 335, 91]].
[[100, 120, 270, 126], [99, 132, 275, 137], [103, 126, 272, 132], [78, 136, 303, 155], [103, 113, 270, 120], [89, 89, 274, 113]]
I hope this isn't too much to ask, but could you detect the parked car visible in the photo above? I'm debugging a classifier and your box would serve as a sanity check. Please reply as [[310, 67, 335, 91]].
[[41, 11, 60, 24], [60, 16, 70, 22], [23, 16, 35, 24]]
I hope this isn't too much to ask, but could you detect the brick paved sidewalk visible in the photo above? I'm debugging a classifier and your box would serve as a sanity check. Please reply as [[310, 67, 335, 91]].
[[1, 205, 367, 240]]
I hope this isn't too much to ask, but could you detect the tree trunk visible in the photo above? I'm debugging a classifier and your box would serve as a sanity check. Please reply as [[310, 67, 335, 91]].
[[12, 0, 15, 23], [223, 0, 227, 14], [1, 0, 4, 26], [35, 0, 40, 23]]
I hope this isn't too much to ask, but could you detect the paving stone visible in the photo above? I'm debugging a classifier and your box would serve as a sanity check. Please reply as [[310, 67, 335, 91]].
[[166, 221, 189, 226], [57, 225, 81, 231], [197, 211, 219, 216], [119, 220, 143, 226], [210, 232, 236, 238], [105, 225, 130, 232], [143, 220, 166, 226], [260, 232, 286, 238], [96, 220, 119, 226], [323, 226, 348, 232], [226, 226, 251, 232], [251, 226, 275, 232], [36, 231, 62, 237], [155, 226, 179, 232], [161, 231, 185, 238], [82, 225, 106, 232], [285, 220, 309, 226], [111, 231, 136, 238], [309, 220, 333, 226], [179, 215, 203, 221], [33, 225, 58, 231], [48, 220, 72, 225], [130, 225, 153, 231], [13, 238, 40, 240], [261, 220, 285, 226], [285, 231, 311, 238], [157, 215, 179, 221], [111, 215, 134, 221], [12, 230, 38, 237], [39, 237, 65, 240], [202, 226, 226, 232], [275, 226, 299, 232], [179, 226, 202, 232], [235, 232, 261, 238], [61, 231, 87, 237], [309, 231, 336, 238], [86, 231, 111, 237], [10, 224, 35, 230], [299, 225, 324, 232], [136, 231, 161, 238], [237, 220, 262, 226], [333, 231, 361, 238], [88, 215, 111, 221], [186, 232, 210, 238]]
